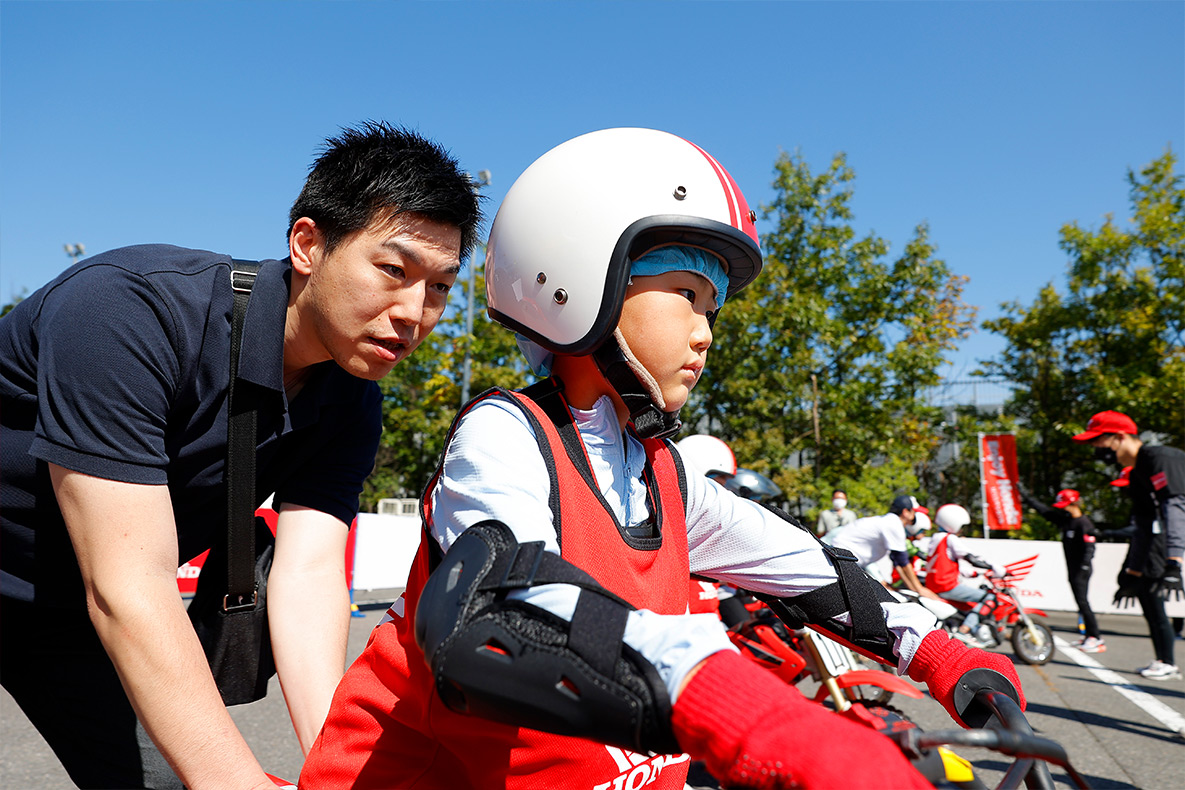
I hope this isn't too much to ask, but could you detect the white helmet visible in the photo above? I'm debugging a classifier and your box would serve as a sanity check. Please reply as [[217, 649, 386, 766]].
[[935, 504, 971, 534], [487, 127, 762, 354], [675, 434, 737, 479], [905, 510, 931, 537]]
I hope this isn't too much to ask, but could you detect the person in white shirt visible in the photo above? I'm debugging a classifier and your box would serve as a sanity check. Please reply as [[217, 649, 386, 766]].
[[829, 495, 940, 600]]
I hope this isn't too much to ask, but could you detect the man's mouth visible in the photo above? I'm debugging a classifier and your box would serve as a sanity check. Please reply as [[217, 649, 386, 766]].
[[371, 336, 409, 361]]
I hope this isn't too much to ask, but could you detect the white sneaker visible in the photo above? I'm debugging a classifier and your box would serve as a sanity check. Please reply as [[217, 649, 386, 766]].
[[953, 630, 987, 649], [1077, 637, 1106, 653], [1138, 661, 1182, 681]]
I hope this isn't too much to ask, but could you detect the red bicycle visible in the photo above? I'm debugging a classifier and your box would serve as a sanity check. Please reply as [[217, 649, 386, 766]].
[[724, 595, 923, 708], [907, 561, 1054, 665]]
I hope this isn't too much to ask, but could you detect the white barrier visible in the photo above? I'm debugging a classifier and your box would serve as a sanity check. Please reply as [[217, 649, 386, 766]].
[[957, 538, 1185, 618], [349, 512, 422, 591], [345, 516, 1185, 619]]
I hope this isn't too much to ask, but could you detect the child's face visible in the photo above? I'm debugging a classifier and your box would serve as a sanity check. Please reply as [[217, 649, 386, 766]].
[[617, 269, 717, 412]]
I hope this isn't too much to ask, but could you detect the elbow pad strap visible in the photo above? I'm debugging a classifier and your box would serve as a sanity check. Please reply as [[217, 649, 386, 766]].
[[752, 507, 896, 660], [415, 520, 679, 755]]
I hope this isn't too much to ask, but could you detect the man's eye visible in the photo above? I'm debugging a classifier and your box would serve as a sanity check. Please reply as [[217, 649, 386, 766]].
[[678, 288, 697, 303], [432, 282, 453, 294], [381, 264, 406, 279]]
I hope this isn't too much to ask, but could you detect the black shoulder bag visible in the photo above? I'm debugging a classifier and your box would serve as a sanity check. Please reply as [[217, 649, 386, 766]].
[[187, 261, 277, 705]]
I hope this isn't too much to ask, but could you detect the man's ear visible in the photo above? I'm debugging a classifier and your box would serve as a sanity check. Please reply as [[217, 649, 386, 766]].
[[289, 217, 322, 276]]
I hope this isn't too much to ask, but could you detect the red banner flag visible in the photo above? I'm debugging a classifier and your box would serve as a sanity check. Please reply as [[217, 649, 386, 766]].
[[979, 433, 1022, 531]]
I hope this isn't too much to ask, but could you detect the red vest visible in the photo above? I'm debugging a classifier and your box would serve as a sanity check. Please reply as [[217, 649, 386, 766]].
[[302, 388, 692, 790], [688, 578, 721, 615], [925, 533, 960, 593]]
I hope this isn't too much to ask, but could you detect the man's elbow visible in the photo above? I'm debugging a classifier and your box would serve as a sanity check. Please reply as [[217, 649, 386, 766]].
[[84, 570, 180, 634]]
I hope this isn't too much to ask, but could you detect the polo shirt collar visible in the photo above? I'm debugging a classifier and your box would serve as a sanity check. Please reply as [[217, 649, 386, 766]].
[[234, 259, 363, 418]]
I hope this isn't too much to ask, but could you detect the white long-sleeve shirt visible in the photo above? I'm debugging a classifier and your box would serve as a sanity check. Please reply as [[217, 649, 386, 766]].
[[428, 394, 938, 701]]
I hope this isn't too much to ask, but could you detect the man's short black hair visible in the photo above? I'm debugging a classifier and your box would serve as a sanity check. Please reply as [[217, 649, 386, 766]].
[[288, 121, 483, 260]]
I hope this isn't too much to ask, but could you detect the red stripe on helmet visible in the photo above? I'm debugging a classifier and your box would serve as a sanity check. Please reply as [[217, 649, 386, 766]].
[[685, 140, 739, 224], [684, 139, 759, 248]]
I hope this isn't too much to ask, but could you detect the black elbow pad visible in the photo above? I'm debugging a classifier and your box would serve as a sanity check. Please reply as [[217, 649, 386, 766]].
[[415, 520, 679, 755]]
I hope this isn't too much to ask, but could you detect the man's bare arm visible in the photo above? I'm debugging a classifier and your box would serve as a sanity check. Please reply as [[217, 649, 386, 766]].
[[268, 504, 351, 753], [897, 563, 940, 599], [51, 465, 274, 790]]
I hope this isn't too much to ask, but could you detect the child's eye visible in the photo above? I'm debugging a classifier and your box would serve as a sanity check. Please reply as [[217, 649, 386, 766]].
[[677, 288, 697, 303]]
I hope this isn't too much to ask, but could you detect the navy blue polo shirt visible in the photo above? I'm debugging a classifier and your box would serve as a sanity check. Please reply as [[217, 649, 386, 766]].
[[0, 244, 382, 607]]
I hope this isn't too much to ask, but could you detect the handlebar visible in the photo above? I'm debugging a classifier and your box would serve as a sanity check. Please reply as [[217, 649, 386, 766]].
[[895, 689, 1089, 790]]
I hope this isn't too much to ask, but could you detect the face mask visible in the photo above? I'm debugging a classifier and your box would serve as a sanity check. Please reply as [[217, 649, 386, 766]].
[[1094, 446, 1118, 466], [832, 498, 847, 511]]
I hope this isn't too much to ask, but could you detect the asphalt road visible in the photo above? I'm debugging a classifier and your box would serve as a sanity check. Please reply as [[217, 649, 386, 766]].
[[3, 597, 1182, 789]]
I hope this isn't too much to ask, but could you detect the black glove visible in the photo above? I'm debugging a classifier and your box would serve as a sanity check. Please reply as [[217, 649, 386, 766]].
[[1155, 560, 1184, 602], [1113, 569, 1141, 609]]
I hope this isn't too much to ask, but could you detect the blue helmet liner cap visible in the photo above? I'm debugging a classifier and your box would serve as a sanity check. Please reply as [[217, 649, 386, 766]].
[[630, 245, 729, 306]]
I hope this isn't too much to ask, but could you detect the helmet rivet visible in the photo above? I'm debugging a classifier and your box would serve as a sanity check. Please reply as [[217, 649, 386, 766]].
[[553, 289, 568, 305], [536, 272, 547, 284], [748, 209, 757, 223], [673, 185, 687, 200]]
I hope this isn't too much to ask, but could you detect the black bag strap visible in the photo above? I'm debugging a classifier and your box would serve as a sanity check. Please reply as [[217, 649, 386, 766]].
[[225, 260, 261, 612]]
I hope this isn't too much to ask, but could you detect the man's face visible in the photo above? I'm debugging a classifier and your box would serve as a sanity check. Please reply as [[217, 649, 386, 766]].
[[1087, 434, 1114, 450], [1088, 432, 1134, 465], [291, 214, 462, 380]]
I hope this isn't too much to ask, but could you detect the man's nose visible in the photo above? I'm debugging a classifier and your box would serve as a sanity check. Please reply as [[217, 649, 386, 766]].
[[388, 281, 426, 326]]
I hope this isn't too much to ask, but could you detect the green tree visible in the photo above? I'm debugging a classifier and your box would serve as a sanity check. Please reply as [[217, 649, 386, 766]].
[[685, 151, 977, 520], [983, 149, 1185, 530], [2, 292, 25, 317], [360, 262, 531, 510]]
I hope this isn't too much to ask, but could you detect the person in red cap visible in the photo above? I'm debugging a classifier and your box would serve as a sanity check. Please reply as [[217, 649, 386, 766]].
[[1074, 410, 1184, 680], [1020, 488, 1104, 652]]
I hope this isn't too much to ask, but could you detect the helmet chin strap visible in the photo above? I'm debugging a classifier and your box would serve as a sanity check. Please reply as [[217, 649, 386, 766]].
[[591, 329, 682, 440]]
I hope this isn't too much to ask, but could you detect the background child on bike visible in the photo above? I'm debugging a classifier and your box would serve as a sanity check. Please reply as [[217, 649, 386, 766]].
[[301, 128, 1024, 790], [924, 504, 1008, 648]]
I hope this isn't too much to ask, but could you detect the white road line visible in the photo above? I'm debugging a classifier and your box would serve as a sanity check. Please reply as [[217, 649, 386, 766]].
[[1054, 636, 1185, 737]]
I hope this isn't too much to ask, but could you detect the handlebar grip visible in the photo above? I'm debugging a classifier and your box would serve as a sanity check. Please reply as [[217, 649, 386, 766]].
[[951, 668, 1023, 729]]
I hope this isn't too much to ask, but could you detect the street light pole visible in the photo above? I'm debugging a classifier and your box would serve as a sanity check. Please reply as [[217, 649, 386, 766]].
[[64, 243, 86, 263], [460, 170, 491, 406]]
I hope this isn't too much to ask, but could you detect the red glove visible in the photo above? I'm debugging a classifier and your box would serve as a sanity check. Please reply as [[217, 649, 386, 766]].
[[672, 651, 933, 790], [906, 630, 1026, 728]]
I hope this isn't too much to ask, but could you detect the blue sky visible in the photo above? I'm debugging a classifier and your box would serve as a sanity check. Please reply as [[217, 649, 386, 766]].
[[2, 1, 1182, 377]]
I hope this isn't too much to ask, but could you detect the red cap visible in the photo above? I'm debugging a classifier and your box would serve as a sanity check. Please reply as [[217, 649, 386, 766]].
[[1052, 489, 1080, 508], [1110, 467, 1132, 488], [1073, 410, 1138, 442]]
